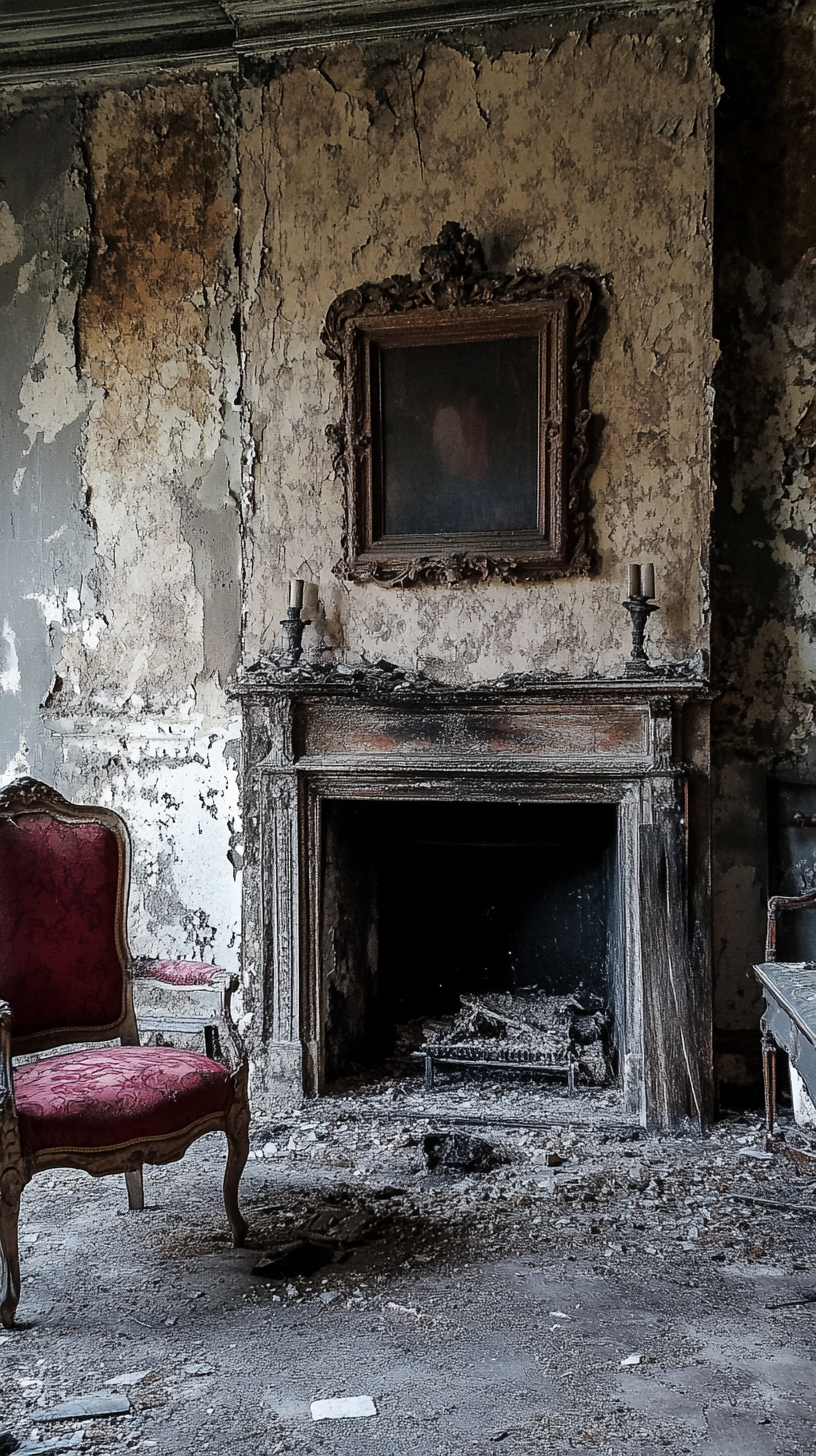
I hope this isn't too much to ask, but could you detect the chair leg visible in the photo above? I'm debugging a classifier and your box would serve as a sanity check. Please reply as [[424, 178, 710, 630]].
[[125, 1168, 144, 1211], [0, 1170, 23, 1329], [223, 1065, 250, 1247]]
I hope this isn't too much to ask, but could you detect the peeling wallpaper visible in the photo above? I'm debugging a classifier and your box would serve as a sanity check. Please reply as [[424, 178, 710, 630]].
[[240, 17, 716, 680], [712, 1, 816, 1051], [77, 79, 241, 709], [0, 83, 244, 980], [0, 5, 726, 1048], [0, 103, 96, 780]]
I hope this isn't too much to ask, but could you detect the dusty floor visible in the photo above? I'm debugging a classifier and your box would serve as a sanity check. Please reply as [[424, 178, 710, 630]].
[[4, 1077, 816, 1455]]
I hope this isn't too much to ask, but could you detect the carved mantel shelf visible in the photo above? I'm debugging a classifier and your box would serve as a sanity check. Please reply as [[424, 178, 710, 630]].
[[234, 659, 708, 774], [235, 660, 712, 1129], [235, 655, 706, 699]]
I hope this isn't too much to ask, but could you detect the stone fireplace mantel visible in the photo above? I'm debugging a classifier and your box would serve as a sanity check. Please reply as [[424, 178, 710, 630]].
[[235, 660, 713, 1127]]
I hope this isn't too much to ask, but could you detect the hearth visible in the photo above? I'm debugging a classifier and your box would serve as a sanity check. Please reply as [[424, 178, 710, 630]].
[[235, 659, 713, 1128], [320, 798, 618, 1084]]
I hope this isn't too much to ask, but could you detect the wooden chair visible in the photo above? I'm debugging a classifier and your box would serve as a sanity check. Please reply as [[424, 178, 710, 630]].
[[0, 776, 250, 1328]]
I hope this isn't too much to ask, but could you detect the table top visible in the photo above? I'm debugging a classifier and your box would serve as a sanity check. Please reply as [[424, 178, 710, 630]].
[[754, 961, 816, 1052]]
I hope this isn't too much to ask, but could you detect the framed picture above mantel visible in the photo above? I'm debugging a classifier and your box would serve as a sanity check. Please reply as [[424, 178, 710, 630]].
[[322, 223, 600, 587]]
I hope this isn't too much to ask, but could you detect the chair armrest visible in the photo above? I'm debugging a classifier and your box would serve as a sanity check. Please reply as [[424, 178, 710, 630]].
[[766, 888, 816, 962], [131, 960, 245, 1070], [132, 958, 235, 990]]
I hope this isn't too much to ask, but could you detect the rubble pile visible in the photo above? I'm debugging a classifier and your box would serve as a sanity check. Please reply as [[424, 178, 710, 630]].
[[245, 1088, 816, 1286]]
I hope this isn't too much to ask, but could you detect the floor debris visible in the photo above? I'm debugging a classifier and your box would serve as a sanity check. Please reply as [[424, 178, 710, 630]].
[[423, 1130, 501, 1172], [729, 1192, 816, 1214], [251, 1239, 333, 1279], [16, 1437, 83, 1455], [310, 1396, 377, 1421], [7, 1076, 816, 1454], [766, 1292, 816, 1308], [38, 1393, 130, 1421], [103, 1369, 151, 1387]]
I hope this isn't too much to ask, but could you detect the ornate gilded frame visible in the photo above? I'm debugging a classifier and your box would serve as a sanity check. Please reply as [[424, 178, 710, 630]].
[[322, 223, 599, 587]]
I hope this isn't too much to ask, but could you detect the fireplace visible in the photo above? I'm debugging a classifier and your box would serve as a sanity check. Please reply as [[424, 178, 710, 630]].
[[321, 798, 619, 1082], [236, 660, 713, 1128]]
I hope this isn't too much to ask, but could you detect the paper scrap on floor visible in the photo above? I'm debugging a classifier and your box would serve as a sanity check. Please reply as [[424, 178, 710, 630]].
[[310, 1396, 377, 1421]]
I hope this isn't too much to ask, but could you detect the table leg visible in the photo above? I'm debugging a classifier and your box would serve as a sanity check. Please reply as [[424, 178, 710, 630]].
[[762, 1030, 777, 1135]]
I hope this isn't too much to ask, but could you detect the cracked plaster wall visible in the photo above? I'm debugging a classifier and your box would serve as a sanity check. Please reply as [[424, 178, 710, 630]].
[[1, 6, 719, 1051], [239, 10, 716, 681], [0, 79, 243, 979], [712, 1, 816, 1086]]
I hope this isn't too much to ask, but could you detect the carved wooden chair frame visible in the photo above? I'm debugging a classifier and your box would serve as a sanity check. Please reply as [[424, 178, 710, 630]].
[[0, 777, 250, 1328]]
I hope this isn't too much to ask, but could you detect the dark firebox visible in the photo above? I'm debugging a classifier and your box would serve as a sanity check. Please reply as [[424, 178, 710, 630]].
[[321, 800, 619, 1083]]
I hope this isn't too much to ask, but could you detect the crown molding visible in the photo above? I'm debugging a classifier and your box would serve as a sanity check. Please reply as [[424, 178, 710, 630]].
[[226, 0, 697, 53], [0, 0, 704, 88], [0, 1, 236, 87]]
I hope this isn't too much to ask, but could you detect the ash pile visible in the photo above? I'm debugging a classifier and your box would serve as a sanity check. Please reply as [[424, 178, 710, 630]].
[[399, 990, 614, 1086]]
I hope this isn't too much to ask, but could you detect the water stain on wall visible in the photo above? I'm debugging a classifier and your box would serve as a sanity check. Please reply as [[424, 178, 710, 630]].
[[77, 80, 240, 709]]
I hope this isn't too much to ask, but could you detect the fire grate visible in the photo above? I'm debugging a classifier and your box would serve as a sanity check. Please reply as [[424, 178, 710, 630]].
[[409, 991, 610, 1094]]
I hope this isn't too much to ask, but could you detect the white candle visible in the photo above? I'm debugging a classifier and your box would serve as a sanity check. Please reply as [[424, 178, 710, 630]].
[[288, 578, 304, 610], [627, 563, 642, 598], [641, 563, 655, 600]]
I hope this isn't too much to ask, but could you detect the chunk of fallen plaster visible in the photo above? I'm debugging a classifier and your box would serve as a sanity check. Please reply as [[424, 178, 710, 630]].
[[39, 1392, 130, 1421], [17, 1436, 84, 1455], [310, 1396, 377, 1421], [423, 1132, 500, 1173], [620, 1354, 642, 1367], [104, 1370, 151, 1387], [737, 1148, 774, 1161]]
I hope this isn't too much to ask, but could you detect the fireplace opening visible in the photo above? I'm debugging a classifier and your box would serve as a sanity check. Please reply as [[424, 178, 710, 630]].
[[320, 799, 620, 1086]]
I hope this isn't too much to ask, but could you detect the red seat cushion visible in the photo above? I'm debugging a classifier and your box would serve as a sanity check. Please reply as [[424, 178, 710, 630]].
[[14, 1046, 232, 1154]]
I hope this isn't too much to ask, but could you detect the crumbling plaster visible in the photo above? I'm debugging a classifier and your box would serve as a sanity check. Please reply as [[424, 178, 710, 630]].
[[712, 1, 816, 1064], [239, 11, 716, 682], [0, 102, 95, 782], [0, 78, 244, 979], [1, 5, 719, 1058]]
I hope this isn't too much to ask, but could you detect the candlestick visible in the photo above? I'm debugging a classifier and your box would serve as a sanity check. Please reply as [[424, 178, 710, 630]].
[[627, 563, 642, 598], [278, 604, 311, 666], [641, 563, 655, 600], [622, 592, 659, 676], [288, 578, 305, 610]]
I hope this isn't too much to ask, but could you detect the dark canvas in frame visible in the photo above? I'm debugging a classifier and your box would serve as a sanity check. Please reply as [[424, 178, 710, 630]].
[[379, 335, 540, 536]]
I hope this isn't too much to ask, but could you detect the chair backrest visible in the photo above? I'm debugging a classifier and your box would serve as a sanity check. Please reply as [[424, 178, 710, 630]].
[[0, 778, 132, 1052]]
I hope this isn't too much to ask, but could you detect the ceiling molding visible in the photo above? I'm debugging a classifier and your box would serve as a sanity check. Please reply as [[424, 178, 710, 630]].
[[0, 0, 703, 88], [226, 0, 695, 53], [0, 1, 236, 87]]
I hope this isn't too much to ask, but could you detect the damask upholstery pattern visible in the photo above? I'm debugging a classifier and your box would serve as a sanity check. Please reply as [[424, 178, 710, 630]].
[[14, 1046, 232, 1152], [0, 817, 124, 1038], [142, 960, 226, 987]]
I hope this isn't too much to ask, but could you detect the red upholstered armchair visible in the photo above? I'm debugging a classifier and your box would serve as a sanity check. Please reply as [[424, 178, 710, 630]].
[[0, 777, 250, 1328]]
